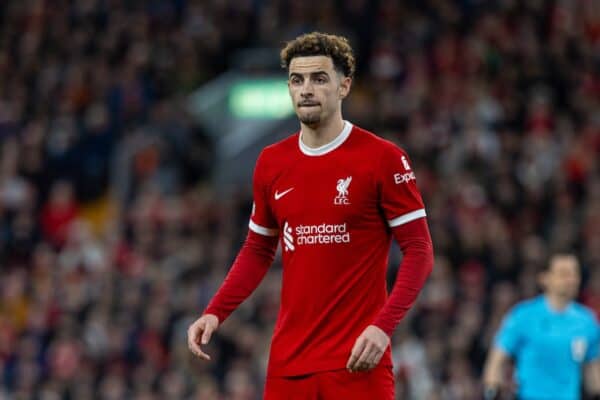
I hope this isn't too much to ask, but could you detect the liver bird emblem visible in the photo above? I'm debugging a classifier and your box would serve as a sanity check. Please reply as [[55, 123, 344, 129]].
[[336, 176, 352, 197]]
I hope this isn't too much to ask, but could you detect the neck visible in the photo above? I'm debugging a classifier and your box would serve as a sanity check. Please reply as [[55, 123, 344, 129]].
[[546, 293, 571, 311], [300, 113, 345, 148]]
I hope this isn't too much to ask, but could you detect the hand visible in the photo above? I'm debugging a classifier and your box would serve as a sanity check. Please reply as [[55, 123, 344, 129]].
[[346, 325, 390, 373], [483, 387, 500, 400], [187, 314, 219, 360]]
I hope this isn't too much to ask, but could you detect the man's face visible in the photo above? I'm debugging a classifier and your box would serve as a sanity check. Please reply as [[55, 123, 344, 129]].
[[288, 56, 351, 127], [541, 256, 581, 300]]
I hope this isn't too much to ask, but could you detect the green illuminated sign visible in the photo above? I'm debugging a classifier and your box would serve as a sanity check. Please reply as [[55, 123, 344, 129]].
[[229, 80, 294, 119]]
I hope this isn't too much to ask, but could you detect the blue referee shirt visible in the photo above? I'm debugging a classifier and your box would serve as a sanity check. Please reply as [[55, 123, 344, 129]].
[[494, 295, 600, 400]]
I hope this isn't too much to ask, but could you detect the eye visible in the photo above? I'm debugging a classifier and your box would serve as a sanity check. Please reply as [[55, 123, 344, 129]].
[[315, 76, 327, 84], [290, 76, 302, 85]]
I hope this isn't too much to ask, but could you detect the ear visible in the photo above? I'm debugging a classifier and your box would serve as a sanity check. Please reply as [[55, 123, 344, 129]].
[[339, 76, 352, 100]]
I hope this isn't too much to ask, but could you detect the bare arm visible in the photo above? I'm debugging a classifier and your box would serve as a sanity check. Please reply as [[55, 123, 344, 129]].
[[585, 360, 600, 396], [483, 347, 511, 397]]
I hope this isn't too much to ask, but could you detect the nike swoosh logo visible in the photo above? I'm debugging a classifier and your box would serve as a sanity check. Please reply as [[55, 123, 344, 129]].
[[274, 187, 294, 200]]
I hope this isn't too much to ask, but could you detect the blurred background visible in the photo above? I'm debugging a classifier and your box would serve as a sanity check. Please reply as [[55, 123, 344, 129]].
[[0, 0, 599, 399]]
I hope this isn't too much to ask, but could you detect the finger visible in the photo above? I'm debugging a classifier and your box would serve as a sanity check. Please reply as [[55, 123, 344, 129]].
[[355, 358, 372, 372], [191, 344, 211, 360], [188, 335, 211, 360], [366, 343, 383, 363], [362, 346, 377, 371], [359, 342, 385, 371], [351, 341, 373, 372], [187, 326, 197, 349], [358, 348, 375, 371], [201, 323, 214, 345], [363, 348, 383, 371], [352, 361, 365, 372], [357, 341, 375, 365], [193, 320, 205, 343], [369, 348, 384, 367], [188, 323, 211, 361], [346, 351, 359, 371], [357, 362, 370, 372], [346, 337, 366, 371]]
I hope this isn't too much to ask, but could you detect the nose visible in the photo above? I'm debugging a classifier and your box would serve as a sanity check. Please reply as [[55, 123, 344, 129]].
[[300, 80, 314, 97]]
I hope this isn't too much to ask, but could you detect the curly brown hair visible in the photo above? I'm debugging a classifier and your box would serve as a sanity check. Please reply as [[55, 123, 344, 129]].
[[280, 32, 356, 78]]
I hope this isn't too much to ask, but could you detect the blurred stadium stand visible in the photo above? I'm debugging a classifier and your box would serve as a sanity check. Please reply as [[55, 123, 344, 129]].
[[188, 72, 297, 189], [0, 0, 598, 399]]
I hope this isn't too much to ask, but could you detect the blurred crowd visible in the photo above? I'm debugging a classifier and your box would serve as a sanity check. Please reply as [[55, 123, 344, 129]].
[[0, 0, 599, 399]]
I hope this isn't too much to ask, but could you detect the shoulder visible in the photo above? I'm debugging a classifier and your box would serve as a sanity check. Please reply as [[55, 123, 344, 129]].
[[349, 125, 413, 179], [350, 124, 408, 156], [571, 302, 599, 325], [507, 297, 543, 319], [260, 132, 299, 160], [255, 132, 299, 172]]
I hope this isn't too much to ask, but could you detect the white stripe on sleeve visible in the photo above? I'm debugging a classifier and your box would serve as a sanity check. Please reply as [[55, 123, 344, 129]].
[[388, 209, 427, 227], [249, 220, 279, 236]]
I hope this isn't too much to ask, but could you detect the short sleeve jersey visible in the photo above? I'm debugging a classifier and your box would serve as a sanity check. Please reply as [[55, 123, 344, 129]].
[[495, 295, 600, 400]]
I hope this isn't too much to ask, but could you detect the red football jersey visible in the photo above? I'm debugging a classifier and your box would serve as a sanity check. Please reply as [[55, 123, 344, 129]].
[[250, 121, 426, 377]]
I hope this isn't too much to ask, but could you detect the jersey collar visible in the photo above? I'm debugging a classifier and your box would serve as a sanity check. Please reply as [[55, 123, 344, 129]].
[[298, 121, 353, 157], [542, 295, 574, 315]]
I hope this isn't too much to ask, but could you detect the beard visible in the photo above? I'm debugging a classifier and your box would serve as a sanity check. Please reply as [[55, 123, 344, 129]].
[[297, 106, 324, 126], [299, 112, 321, 125]]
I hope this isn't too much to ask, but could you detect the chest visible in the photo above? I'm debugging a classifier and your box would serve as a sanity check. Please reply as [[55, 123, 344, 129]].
[[268, 158, 380, 227], [525, 314, 592, 363]]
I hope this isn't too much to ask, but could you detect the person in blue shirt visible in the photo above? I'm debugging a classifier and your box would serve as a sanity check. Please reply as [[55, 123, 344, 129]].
[[483, 253, 600, 400]]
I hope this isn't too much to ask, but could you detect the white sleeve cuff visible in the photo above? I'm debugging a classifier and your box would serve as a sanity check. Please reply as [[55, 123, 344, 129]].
[[388, 208, 427, 227], [249, 220, 279, 236]]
